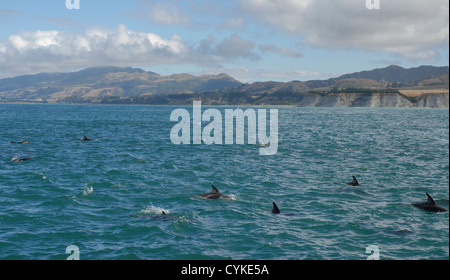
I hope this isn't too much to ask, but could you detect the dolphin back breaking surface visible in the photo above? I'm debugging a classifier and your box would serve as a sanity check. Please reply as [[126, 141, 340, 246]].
[[412, 193, 448, 213], [197, 185, 234, 200]]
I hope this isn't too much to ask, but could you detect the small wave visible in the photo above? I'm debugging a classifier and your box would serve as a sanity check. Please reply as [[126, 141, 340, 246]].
[[111, 183, 126, 188], [33, 171, 52, 183], [125, 153, 147, 164], [223, 194, 238, 201], [160, 163, 177, 170], [261, 181, 281, 188]]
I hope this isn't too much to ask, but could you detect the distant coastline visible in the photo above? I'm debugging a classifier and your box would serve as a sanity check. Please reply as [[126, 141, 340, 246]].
[[1, 65, 448, 108], [2, 90, 448, 108]]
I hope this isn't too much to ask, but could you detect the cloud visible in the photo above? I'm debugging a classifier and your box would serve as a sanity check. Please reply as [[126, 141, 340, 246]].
[[241, 0, 449, 62], [200, 66, 323, 83], [0, 25, 260, 78], [215, 34, 259, 60], [0, 8, 19, 19], [129, 2, 191, 26], [219, 17, 246, 31], [241, 0, 312, 33], [0, 24, 186, 77], [259, 44, 302, 58]]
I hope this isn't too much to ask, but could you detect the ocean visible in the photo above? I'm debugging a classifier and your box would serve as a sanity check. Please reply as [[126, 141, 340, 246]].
[[0, 104, 448, 260]]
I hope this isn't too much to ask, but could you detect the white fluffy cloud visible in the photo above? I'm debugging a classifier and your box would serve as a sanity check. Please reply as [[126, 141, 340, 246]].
[[0, 25, 259, 78], [0, 25, 185, 77], [241, 0, 449, 62]]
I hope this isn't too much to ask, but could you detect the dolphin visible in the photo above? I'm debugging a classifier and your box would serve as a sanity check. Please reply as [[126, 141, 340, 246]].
[[11, 156, 31, 162], [412, 193, 448, 213], [81, 135, 93, 141], [270, 202, 296, 216], [198, 185, 232, 200], [145, 211, 179, 221], [11, 140, 30, 144], [153, 211, 181, 221], [129, 210, 179, 221], [272, 202, 281, 214], [346, 176, 360, 186]]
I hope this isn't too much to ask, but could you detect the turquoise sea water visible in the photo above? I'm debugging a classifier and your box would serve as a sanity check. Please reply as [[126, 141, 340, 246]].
[[0, 104, 448, 260]]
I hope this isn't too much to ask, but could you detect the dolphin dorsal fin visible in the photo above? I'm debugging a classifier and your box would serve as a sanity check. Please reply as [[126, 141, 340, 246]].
[[426, 193, 436, 205], [272, 202, 280, 214], [352, 176, 359, 184], [211, 185, 220, 193]]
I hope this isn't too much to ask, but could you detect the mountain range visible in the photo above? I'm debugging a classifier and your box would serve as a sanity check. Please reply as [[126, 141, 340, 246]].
[[0, 67, 242, 103], [0, 65, 448, 107]]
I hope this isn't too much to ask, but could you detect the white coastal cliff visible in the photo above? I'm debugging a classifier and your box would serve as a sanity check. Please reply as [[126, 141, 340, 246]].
[[296, 92, 449, 108]]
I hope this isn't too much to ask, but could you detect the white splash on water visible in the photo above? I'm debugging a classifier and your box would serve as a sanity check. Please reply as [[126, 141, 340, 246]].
[[140, 205, 170, 215], [83, 184, 94, 196]]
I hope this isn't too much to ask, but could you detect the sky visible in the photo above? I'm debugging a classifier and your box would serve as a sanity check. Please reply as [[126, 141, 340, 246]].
[[0, 0, 448, 82]]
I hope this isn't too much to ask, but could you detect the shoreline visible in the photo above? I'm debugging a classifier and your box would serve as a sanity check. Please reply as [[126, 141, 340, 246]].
[[1, 102, 449, 109], [2, 89, 448, 108]]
